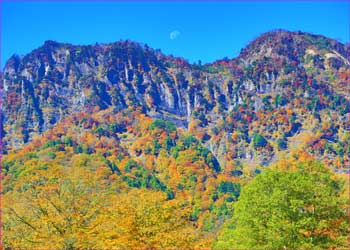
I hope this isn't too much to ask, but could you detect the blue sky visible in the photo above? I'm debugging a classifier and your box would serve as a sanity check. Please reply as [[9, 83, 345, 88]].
[[1, 1, 349, 68]]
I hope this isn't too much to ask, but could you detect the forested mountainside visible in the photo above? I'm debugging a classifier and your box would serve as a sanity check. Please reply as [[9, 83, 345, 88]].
[[3, 30, 350, 168], [2, 30, 350, 249]]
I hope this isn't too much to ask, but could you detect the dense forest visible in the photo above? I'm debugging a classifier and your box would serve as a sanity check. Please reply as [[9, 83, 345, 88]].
[[2, 30, 350, 249]]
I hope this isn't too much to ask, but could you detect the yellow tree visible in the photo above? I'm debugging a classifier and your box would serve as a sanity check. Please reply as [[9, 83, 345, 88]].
[[2, 164, 111, 249], [98, 189, 199, 249], [3, 163, 200, 249]]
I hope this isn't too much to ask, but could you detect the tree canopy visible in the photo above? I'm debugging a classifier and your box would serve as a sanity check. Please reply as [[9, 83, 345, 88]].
[[2, 164, 198, 249], [214, 157, 350, 250]]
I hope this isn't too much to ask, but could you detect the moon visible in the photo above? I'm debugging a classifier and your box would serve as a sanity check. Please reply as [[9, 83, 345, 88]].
[[170, 30, 180, 40]]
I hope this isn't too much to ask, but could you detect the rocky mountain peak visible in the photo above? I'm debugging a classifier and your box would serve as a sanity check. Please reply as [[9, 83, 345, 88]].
[[2, 30, 349, 170]]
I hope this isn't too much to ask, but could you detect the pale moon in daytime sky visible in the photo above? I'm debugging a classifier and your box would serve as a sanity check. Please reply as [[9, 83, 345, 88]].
[[170, 30, 180, 40]]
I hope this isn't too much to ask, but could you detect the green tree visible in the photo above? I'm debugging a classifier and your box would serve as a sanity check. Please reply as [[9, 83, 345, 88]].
[[63, 136, 73, 147], [214, 158, 349, 250], [274, 94, 288, 107], [253, 133, 268, 148], [277, 137, 288, 151]]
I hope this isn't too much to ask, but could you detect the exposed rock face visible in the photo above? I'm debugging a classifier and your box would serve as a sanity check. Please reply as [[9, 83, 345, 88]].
[[2, 30, 350, 165], [1, 41, 227, 148]]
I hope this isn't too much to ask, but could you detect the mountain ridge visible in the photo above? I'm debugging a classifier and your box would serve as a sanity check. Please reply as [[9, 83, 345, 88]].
[[4, 29, 349, 70], [2, 29, 350, 169]]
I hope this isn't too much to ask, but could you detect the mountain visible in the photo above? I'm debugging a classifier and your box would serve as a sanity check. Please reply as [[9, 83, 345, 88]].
[[2, 30, 350, 248], [3, 30, 350, 167]]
